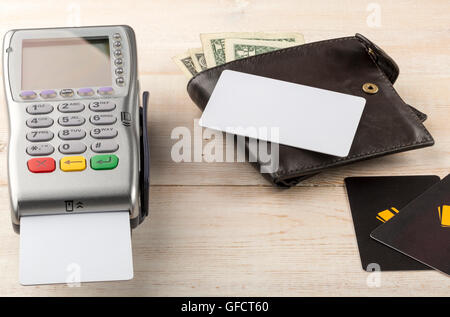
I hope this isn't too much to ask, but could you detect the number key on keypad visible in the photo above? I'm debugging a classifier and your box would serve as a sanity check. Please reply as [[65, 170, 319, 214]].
[[90, 114, 117, 125], [90, 127, 118, 139], [89, 101, 116, 112], [59, 128, 86, 140], [26, 143, 54, 156], [91, 140, 119, 153], [26, 117, 54, 128], [26, 103, 53, 114], [58, 102, 85, 113], [58, 115, 85, 126], [26, 130, 54, 142], [59, 142, 87, 154]]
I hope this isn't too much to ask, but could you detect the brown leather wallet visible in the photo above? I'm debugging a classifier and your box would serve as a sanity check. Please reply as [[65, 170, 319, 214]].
[[187, 34, 434, 187]]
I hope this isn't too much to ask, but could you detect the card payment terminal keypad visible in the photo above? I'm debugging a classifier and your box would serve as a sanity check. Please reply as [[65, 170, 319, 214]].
[[25, 99, 120, 173]]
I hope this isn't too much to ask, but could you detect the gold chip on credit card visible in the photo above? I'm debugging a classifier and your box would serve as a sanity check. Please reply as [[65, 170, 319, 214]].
[[376, 207, 399, 223], [438, 205, 450, 227]]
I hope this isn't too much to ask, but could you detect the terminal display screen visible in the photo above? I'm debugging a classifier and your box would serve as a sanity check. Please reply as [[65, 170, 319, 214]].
[[21, 36, 111, 90]]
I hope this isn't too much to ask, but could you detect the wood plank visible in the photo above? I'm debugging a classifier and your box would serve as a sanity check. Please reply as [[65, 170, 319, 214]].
[[1, 185, 449, 296], [0, 1, 449, 75]]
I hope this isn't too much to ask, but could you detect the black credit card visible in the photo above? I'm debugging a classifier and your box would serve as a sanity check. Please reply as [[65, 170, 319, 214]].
[[345, 175, 440, 271], [371, 174, 450, 276]]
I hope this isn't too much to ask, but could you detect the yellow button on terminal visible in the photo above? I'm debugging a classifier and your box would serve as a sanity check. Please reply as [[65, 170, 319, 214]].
[[60, 156, 86, 172]]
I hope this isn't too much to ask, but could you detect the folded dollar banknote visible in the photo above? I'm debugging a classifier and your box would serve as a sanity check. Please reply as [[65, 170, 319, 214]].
[[172, 31, 305, 77]]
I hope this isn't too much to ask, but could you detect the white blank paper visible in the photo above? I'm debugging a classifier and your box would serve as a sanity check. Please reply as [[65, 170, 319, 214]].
[[200, 70, 366, 157], [20, 211, 133, 285]]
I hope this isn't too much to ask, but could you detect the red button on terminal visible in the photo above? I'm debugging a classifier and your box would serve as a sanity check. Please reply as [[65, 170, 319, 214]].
[[27, 157, 56, 173]]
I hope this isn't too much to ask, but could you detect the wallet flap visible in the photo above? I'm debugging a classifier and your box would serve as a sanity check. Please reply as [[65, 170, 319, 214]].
[[355, 33, 427, 123], [187, 35, 434, 186], [355, 33, 399, 84]]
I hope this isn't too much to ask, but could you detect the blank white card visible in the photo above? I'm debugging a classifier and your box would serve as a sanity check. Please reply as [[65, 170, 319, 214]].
[[200, 70, 366, 157], [20, 212, 133, 285]]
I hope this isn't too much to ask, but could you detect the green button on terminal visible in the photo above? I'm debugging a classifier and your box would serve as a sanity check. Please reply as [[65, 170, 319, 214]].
[[91, 154, 119, 170]]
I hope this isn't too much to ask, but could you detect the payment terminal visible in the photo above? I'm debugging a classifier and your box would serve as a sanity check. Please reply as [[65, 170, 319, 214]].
[[3, 25, 149, 233]]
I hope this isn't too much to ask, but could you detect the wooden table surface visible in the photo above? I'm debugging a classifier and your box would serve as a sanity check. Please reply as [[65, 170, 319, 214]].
[[0, 0, 449, 296]]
